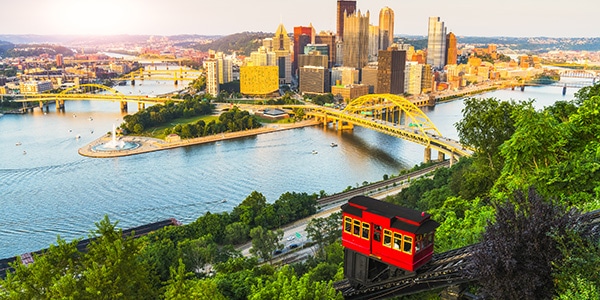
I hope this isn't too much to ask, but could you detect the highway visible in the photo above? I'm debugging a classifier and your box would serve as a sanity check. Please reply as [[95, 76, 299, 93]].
[[238, 161, 451, 260]]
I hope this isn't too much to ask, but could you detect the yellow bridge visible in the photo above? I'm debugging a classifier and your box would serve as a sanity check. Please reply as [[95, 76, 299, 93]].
[[297, 94, 472, 162], [14, 84, 182, 112], [120, 67, 202, 83]]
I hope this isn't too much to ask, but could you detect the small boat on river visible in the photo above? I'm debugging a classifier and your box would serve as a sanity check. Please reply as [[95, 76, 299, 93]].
[[330, 142, 338, 147]]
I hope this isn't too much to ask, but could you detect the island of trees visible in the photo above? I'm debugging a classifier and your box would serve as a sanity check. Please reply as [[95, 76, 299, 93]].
[[2, 84, 600, 299]]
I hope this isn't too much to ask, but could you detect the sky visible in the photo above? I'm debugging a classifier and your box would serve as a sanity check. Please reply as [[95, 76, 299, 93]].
[[1, 0, 597, 38]]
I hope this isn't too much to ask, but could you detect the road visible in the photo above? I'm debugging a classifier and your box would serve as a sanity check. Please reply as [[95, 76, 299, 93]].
[[238, 162, 448, 260]]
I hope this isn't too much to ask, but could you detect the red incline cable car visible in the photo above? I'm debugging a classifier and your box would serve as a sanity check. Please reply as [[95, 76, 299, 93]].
[[341, 195, 440, 287]]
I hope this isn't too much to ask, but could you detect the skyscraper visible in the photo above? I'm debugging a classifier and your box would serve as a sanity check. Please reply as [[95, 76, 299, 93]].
[[445, 32, 457, 65], [205, 51, 219, 97], [315, 31, 336, 67], [274, 23, 292, 84], [293, 25, 315, 75], [342, 10, 370, 70], [379, 7, 394, 51], [336, 0, 356, 41], [376, 46, 406, 94], [426, 17, 447, 70]]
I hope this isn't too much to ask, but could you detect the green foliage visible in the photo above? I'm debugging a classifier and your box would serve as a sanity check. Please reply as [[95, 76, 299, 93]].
[[249, 265, 343, 300], [164, 259, 227, 300], [431, 197, 494, 252], [553, 231, 600, 299], [249, 226, 283, 263], [574, 82, 600, 106], [496, 96, 600, 205], [305, 212, 342, 258], [121, 97, 212, 134]]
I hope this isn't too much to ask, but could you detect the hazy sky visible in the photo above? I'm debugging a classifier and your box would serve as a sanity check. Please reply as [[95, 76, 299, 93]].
[[1, 0, 597, 38]]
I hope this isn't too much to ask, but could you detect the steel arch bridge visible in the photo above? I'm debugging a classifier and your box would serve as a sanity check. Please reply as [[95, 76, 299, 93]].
[[302, 94, 471, 163], [15, 83, 181, 112]]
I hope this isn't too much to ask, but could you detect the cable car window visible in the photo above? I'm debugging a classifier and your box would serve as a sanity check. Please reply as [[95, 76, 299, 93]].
[[353, 220, 361, 236], [344, 217, 352, 233], [373, 225, 381, 242], [393, 233, 402, 250], [361, 223, 370, 239], [383, 229, 392, 247], [403, 236, 413, 254]]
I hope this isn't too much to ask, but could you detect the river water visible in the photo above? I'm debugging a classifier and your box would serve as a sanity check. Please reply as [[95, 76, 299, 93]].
[[0, 75, 584, 258]]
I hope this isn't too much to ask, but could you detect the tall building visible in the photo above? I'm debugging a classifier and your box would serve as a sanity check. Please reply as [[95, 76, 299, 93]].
[[205, 51, 219, 97], [216, 52, 233, 84], [342, 10, 370, 70], [379, 7, 394, 51], [361, 63, 378, 93], [421, 64, 433, 93], [298, 51, 328, 69], [337, 0, 356, 41], [274, 23, 292, 84], [299, 66, 330, 94], [426, 17, 447, 70], [331, 66, 359, 86], [445, 32, 457, 65], [55, 54, 63, 67], [293, 25, 315, 75], [250, 46, 277, 66], [274, 23, 291, 52], [368, 25, 380, 62], [240, 66, 279, 96], [405, 61, 423, 95], [315, 31, 336, 67], [376, 46, 406, 94]]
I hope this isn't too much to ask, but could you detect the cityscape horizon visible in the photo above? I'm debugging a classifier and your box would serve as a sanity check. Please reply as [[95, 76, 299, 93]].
[[0, 0, 598, 38]]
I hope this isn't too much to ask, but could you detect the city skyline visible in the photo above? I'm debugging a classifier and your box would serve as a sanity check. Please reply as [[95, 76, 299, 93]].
[[0, 0, 598, 38]]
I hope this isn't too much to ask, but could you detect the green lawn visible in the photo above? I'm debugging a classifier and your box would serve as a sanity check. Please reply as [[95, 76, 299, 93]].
[[141, 115, 220, 139]]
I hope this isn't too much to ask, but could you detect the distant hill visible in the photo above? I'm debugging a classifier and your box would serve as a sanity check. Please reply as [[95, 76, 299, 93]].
[[192, 32, 273, 55], [0, 40, 14, 57]]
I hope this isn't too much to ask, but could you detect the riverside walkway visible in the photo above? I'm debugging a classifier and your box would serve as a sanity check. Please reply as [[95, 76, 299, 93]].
[[78, 119, 320, 158]]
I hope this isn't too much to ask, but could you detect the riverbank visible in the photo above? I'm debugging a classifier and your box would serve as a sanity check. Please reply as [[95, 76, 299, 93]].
[[78, 119, 320, 158]]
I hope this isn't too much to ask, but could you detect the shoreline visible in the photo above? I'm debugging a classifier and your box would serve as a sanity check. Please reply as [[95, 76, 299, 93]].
[[78, 119, 320, 158]]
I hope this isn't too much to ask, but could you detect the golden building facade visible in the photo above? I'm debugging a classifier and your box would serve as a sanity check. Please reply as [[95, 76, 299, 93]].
[[240, 66, 279, 96]]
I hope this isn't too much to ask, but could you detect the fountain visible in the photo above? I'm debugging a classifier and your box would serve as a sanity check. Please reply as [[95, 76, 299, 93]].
[[104, 124, 125, 149], [91, 124, 140, 152]]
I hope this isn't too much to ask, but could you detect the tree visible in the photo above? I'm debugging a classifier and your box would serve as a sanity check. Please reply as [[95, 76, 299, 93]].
[[249, 226, 283, 263], [248, 265, 343, 300], [553, 230, 600, 300], [163, 259, 227, 300], [306, 212, 342, 258], [469, 188, 583, 299], [574, 82, 600, 105], [81, 215, 158, 299], [455, 97, 529, 196], [0, 237, 83, 299]]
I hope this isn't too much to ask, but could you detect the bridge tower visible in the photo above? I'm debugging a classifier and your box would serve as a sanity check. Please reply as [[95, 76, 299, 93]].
[[120, 101, 128, 112]]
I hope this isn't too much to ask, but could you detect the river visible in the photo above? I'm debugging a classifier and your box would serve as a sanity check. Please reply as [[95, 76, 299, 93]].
[[0, 76, 585, 258]]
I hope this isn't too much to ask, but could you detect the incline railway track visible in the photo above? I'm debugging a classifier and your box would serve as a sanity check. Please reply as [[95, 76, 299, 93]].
[[335, 208, 600, 299]]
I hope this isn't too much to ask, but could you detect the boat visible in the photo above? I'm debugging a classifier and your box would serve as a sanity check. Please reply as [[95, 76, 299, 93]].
[[330, 142, 338, 147], [15, 142, 22, 146], [312, 150, 318, 154]]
